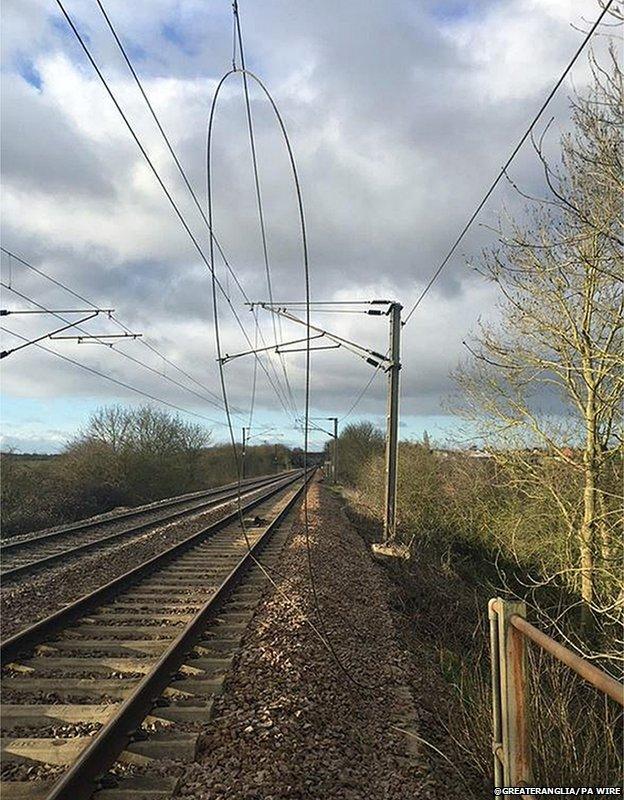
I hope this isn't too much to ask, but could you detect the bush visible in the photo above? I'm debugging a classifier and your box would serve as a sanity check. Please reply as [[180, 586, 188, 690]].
[[0, 405, 294, 536], [345, 441, 623, 789]]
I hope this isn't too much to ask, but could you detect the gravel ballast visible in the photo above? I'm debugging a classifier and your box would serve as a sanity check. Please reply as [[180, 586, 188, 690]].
[[1, 480, 295, 638], [0, 502, 234, 638], [175, 482, 444, 800]]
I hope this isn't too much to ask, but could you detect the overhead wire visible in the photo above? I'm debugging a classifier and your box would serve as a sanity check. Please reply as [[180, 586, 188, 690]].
[[247, 321, 259, 430], [339, 363, 384, 423], [255, 305, 389, 366], [299, 309, 368, 314], [93, 0, 297, 424], [34, 0, 387, 688], [1, 326, 228, 425], [402, 0, 615, 325], [232, 0, 299, 420], [0, 276, 242, 418], [258, 300, 385, 306], [339, 2, 614, 432], [207, 27, 382, 688], [1, 309, 101, 358], [55, 0, 298, 428], [0, 246, 252, 413]]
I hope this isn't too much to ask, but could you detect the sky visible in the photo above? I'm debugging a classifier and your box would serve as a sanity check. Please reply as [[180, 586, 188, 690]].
[[0, 0, 608, 453]]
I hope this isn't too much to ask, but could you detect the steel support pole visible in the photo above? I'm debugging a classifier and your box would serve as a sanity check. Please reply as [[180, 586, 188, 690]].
[[241, 427, 247, 480], [331, 417, 338, 484], [383, 303, 402, 542]]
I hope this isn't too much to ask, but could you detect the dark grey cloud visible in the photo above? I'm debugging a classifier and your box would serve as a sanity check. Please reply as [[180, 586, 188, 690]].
[[0, 75, 115, 197]]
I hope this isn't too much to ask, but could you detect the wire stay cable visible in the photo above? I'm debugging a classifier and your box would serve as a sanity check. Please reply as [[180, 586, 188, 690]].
[[402, 0, 614, 325]]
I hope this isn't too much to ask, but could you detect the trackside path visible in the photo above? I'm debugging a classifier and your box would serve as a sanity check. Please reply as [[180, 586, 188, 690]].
[[176, 482, 441, 800]]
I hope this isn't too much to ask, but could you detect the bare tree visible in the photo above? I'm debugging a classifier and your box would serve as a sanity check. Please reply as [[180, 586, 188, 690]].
[[69, 405, 212, 502], [453, 48, 623, 620], [335, 422, 385, 485], [80, 405, 132, 453]]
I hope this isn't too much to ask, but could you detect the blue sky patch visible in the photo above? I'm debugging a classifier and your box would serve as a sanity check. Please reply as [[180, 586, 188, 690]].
[[126, 38, 147, 63], [430, 1, 479, 23], [162, 18, 196, 56], [51, 11, 92, 49], [16, 57, 42, 90]]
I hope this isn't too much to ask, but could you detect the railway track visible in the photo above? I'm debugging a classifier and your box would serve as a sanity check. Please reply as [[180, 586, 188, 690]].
[[0, 469, 313, 800], [0, 471, 301, 582]]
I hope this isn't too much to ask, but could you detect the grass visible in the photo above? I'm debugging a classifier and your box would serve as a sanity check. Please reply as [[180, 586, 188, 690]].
[[340, 487, 623, 794]]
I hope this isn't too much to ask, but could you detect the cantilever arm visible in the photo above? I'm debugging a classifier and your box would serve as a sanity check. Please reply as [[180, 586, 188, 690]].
[[253, 304, 390, 369], [218, 333, 325, 364], [0, 311, 100, 359]]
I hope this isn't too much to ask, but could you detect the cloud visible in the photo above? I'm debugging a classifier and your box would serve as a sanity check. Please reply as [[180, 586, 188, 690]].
[[0, 0, 608, 451]]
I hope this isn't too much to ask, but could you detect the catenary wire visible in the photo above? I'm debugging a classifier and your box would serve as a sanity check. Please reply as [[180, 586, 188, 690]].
[[207, 58, 382, 691], [233, 0, 299, 420], [55, 0, 298, 427], [93, 0, 297, 422], [402, 0, 614, 325]]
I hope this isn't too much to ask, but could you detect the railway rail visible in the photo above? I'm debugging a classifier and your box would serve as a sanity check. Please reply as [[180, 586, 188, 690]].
[[0, 468, 313, 800], [0, 470, 301, 582]]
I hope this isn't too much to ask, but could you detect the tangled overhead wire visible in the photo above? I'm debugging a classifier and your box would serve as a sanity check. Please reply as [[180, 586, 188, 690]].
[[208, 3, 385, 693]]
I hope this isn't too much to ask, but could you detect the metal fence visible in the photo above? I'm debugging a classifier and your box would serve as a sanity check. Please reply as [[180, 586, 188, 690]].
[[488, 597, 624, 787]]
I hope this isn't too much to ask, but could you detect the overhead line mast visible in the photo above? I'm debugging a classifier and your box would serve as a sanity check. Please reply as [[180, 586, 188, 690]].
[[383, 302, 401, 543], [235, 299, 403, 543]]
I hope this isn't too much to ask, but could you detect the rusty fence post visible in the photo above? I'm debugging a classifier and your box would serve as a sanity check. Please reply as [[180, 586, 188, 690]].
[[489, 597, 533, 787], [488, 599, 504, 788]]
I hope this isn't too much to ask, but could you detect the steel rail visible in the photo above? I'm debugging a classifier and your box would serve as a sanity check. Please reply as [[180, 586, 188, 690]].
[[43, 470, 313, 800], [0, 471, 302, 582], [1, 469, 297, 552], [509, 612, 624, 706], [1, 470, 310, 663]]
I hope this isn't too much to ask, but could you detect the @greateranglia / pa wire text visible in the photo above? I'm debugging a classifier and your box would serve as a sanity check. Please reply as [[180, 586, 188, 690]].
[[494, 789, 622, 796]]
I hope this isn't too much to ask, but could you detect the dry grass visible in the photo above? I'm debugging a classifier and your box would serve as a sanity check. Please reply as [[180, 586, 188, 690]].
[[342, 484, 623, 791]]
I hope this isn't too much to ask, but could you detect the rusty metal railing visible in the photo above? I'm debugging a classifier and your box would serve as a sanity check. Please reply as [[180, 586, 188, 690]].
[[488, 597, 624, 788]]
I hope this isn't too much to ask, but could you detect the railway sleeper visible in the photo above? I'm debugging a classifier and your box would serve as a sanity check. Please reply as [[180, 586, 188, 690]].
[[0, 477, 309, 800]]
